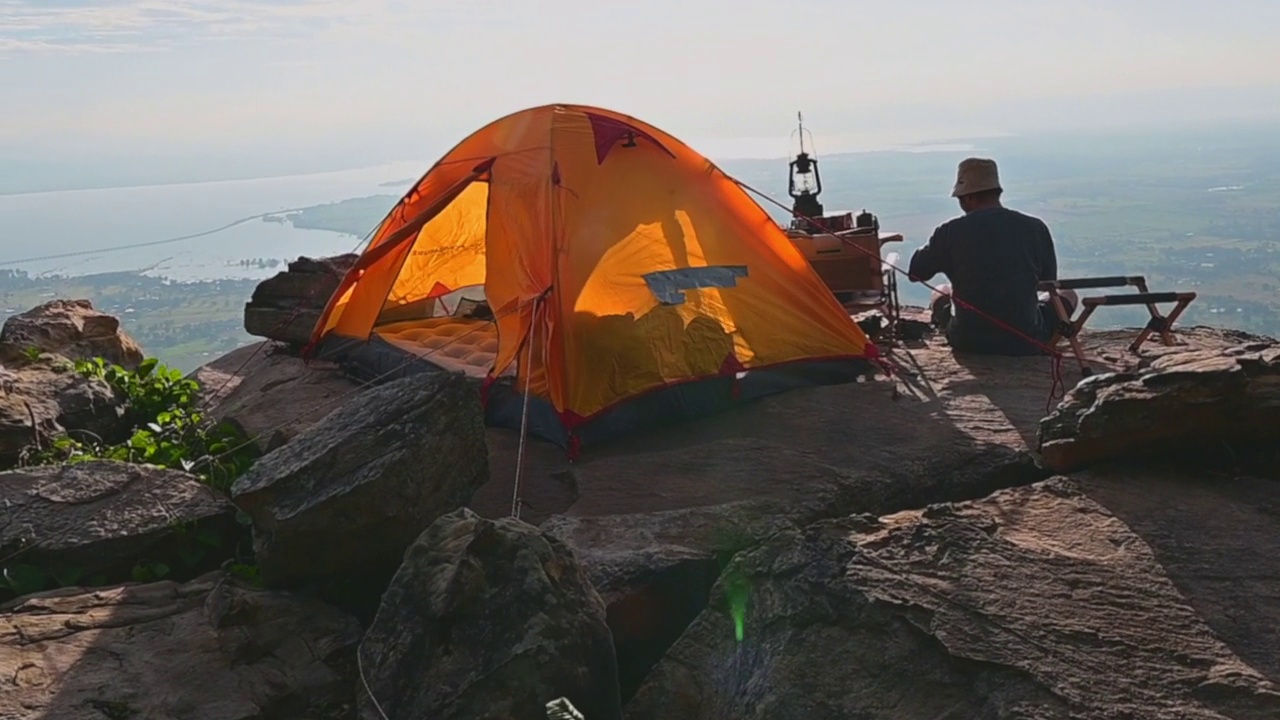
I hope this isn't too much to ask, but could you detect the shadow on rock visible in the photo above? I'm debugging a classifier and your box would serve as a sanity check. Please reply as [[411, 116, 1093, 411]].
[[1, 572, 362, 719], [1080, 461, 1280, 686]]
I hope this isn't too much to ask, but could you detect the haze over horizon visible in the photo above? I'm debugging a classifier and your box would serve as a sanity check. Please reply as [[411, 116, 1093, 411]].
[[3, 0, 1280, 193]]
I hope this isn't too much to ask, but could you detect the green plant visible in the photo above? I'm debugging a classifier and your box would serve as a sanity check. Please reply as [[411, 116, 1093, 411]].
[[8, 358, 264, 600], [226, 562, 262, 587], [25, 357, 258, 491], [0, 560, 102, 597], [76, 357, 199, 426], [22, 346, 41, 361], [0, 563, 47, 596], [131, 560, 171, 583]]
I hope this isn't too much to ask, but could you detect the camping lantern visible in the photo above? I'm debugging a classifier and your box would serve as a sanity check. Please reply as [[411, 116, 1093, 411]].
[[788, 112, 824, 224]]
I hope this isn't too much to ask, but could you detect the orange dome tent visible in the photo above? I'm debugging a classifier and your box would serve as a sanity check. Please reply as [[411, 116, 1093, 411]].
[[309, 103, 874, 452]]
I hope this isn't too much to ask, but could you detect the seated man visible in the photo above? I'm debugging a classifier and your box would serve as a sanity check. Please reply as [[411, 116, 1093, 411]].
[[907, 157, 1077, 355]]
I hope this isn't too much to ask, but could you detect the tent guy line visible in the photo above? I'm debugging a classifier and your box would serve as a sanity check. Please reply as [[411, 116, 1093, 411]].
[[510, 291, 551, 521]]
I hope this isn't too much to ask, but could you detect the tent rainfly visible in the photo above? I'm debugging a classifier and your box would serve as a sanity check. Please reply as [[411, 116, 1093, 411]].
[[309, 103, 875, 453]]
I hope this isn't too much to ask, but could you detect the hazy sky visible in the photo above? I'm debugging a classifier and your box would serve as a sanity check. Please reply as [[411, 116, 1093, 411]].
[[2, 0, 1279, 183]]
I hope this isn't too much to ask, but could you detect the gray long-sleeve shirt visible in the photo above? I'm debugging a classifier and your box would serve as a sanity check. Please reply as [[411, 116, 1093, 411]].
[[908, 206, 1058, 355]]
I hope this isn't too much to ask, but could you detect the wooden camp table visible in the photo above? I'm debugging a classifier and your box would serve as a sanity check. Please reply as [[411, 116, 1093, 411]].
[[786, 227, 904, 315]]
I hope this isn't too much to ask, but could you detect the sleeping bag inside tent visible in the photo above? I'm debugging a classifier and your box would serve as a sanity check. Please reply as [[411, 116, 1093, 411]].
[[308, 103, 875, 452]]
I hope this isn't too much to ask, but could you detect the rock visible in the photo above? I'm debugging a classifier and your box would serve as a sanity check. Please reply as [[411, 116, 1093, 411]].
[[487, 319, 1069, 701], [358, 508, 622, 720], [193, 341, 361, 454], [0, 316, 137, 469], [542, 505, 764, 703], [1039, 341, 1280, 472], [1077, 466, 1280, 685], [544, 450, 1046, 704], [244, 254, 358, 346], [479, 324, 1270, 707], [0, 572, 362, 719], [0, 393, 55, 466], [0, 461, 239, 597], [0, 299, 144, 369], [626, 478, 1280, 720], [230, 371, 489, 595], [0, 356, 129, 470], [500, 320, 1058, 698]]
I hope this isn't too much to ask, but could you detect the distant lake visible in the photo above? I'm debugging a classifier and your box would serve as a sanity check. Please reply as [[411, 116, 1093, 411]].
[[0, 161, 426, 281]]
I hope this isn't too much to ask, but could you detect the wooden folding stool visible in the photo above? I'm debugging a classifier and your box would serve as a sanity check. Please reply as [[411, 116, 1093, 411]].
[[1038, 275, 1197, 376]]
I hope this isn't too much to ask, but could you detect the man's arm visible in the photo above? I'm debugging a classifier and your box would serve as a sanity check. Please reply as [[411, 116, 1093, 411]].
[[907, 225, 950, 283], [1039, 221, 1058, 282]]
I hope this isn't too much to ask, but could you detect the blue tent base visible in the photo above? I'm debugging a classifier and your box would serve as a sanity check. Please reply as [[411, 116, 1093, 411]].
[[312, 335, 874, 455], [485, 358, 875, 451]]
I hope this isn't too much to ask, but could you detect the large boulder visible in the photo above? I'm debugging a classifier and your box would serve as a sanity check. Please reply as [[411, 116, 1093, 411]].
[[0, 298, 144, 369], [0, 356, 128, 468], [358, 508, 622, 720], [244, 254, 357, 346], [626, 478, 1280, 720], [0, 572, 362, 719], [230, 371, 489, 594], [193, 341, 361, 454], [0, 461, 239, 598], [1039, 341, 1280, 472]]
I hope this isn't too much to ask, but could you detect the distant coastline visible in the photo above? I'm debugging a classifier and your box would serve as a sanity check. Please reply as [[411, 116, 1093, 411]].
[[265, 195, 398, 238]]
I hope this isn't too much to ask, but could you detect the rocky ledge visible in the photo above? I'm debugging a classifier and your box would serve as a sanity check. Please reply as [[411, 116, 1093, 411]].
[[1039, 339, 1280, 471], [627, 476, 1280, 720]]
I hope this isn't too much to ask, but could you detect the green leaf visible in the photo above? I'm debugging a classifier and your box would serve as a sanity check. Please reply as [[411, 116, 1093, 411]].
[[137, 358, 158, 378], [1, 564, 47, 595], [228, 562, 262, 587]]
